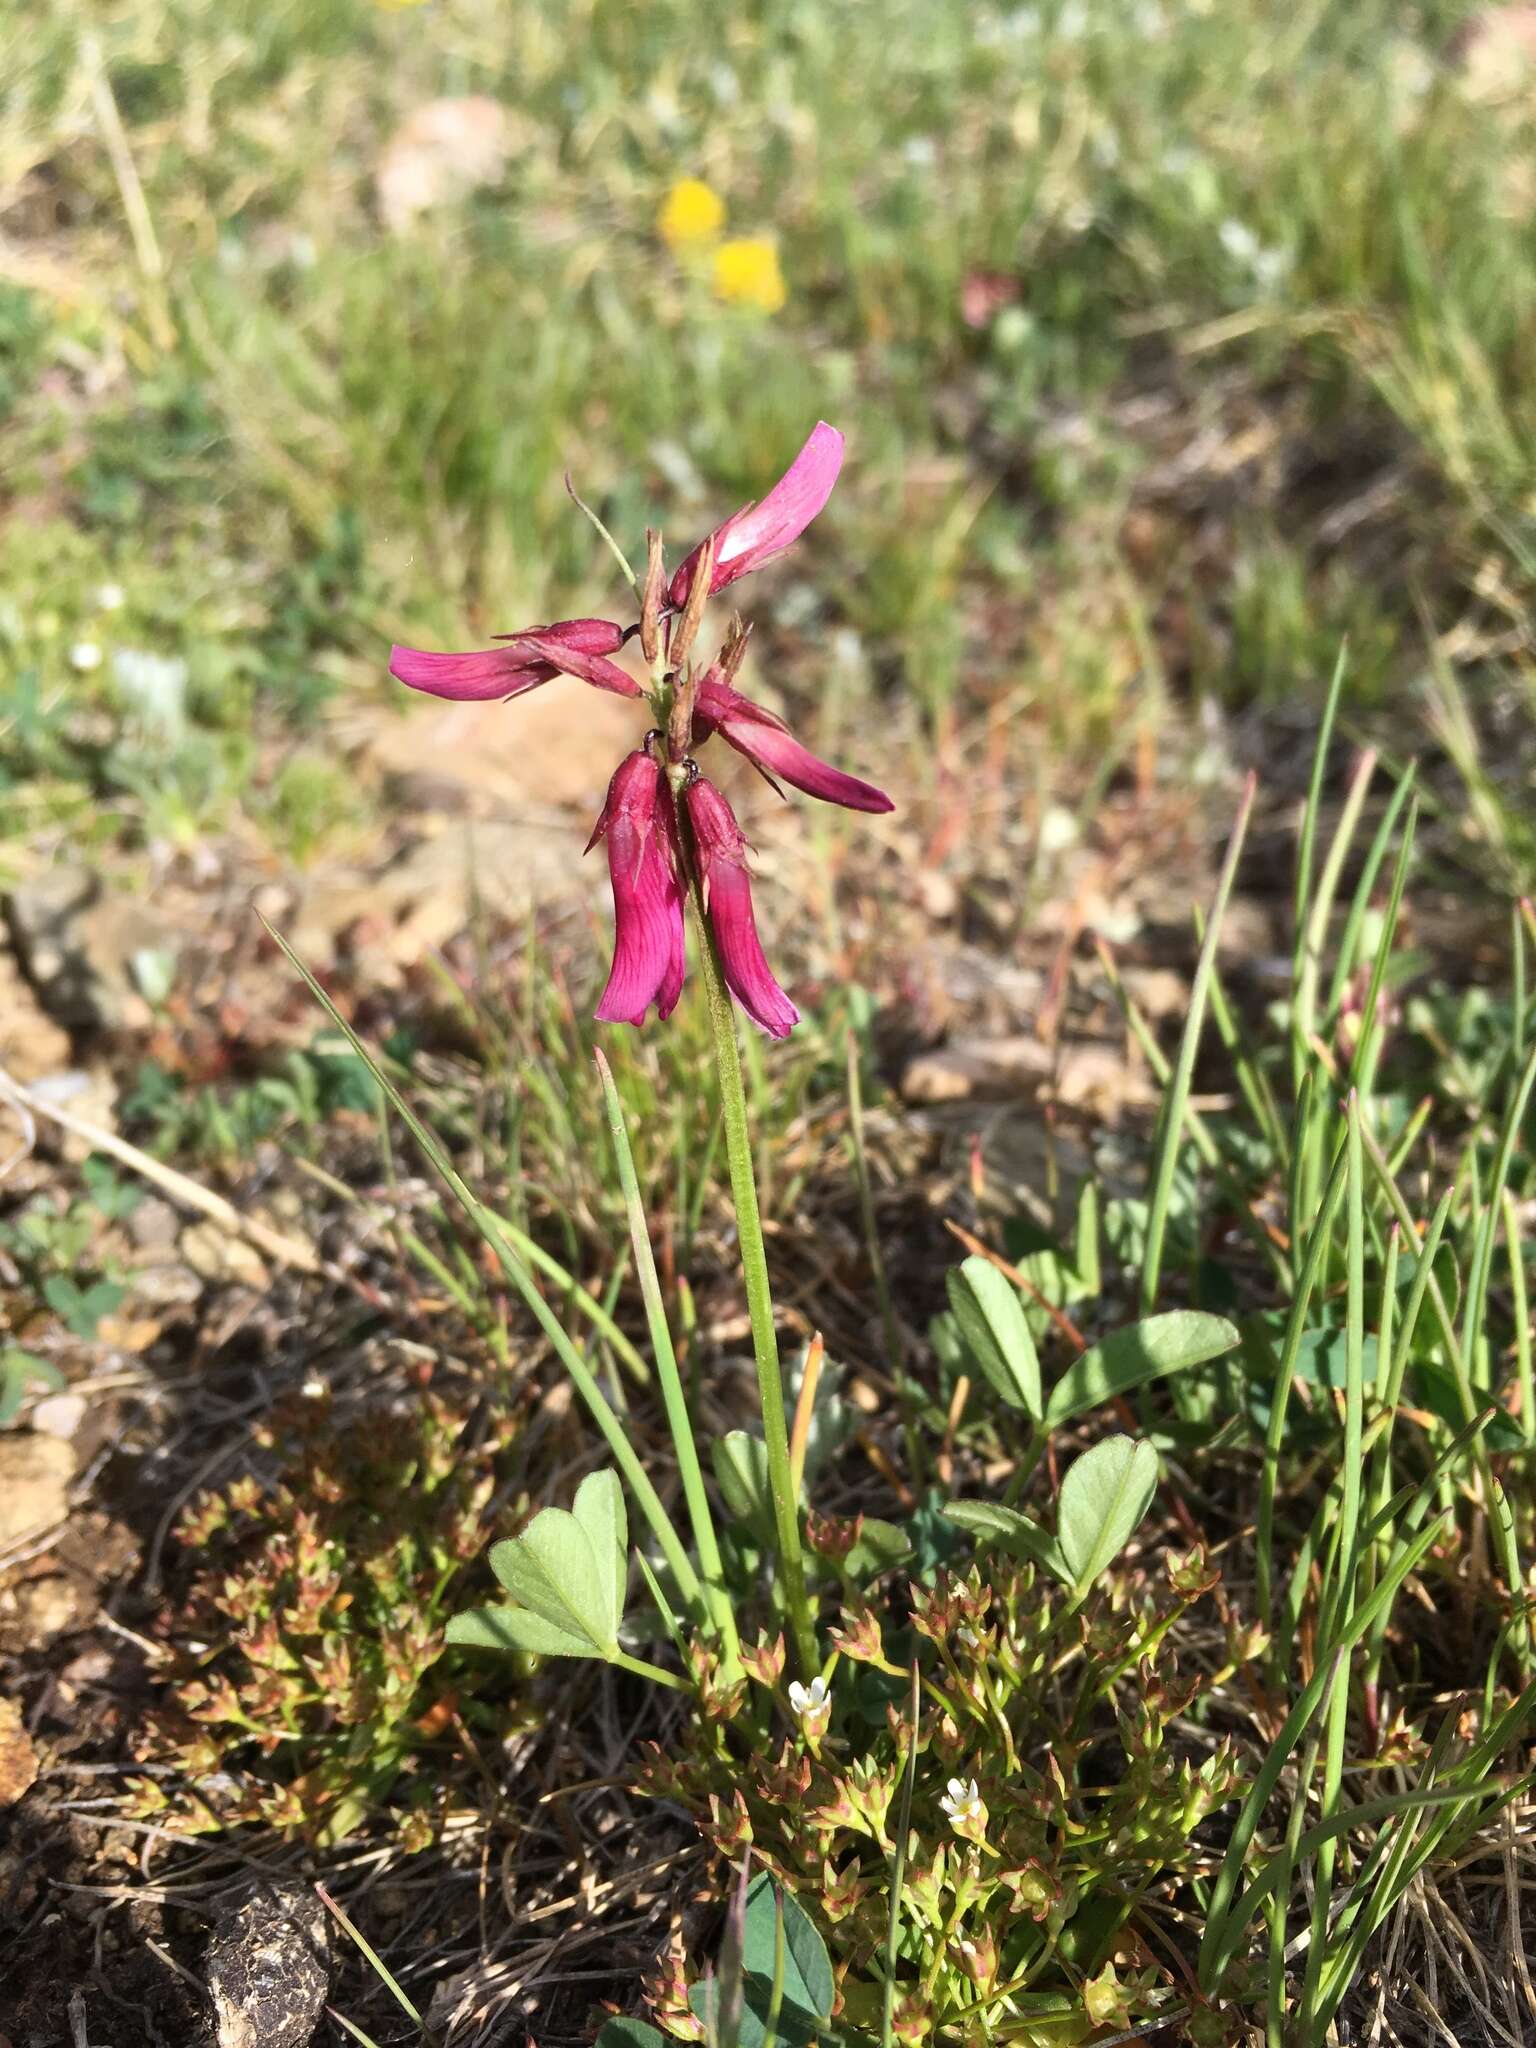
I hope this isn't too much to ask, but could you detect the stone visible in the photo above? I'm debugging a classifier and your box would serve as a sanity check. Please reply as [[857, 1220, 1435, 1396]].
[[900, 1034, 1052, 1105], [0, 1434, 72, 1549], [205, 1882, 332, 2048], [362, 683, 637, 812], [127, 1196, 180, 1252], [291, 816, 603, 976], [375, 96, 522, 232], [179, 1224, 269, 1292], [0, 1698, 38, 1807], [28, 1393, 86, 1441], [1049, 1042, 1157, 1118], [25, 1067, 118, 1163], [1119, 967, 1187, 1020], [0, 948, 71, 1084], [916, 871, 959, 920], [1451, 8, 1536, 98], [7, 867, 182, 1030], [126, 1262, 204, 1309], [8, 1574, 79, 1644]]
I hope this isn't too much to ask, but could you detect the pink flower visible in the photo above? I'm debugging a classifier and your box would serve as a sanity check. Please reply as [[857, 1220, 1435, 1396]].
[[684, 776, 799, 1040], [387, 423, 889, 1037], [693, 672, 893, 814], [587, 751, 686, 1027], [389, 617, 637, 702], [668, 423, 844, 608]]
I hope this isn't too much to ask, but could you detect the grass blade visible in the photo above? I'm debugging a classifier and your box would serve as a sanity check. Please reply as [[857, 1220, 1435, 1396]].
[[1140, 771, 1256, 1312]]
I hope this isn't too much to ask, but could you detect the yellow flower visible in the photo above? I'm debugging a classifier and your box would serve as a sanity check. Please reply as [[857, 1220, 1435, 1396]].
[[659, 178, 726, 249], [712, 237, 786, 314]]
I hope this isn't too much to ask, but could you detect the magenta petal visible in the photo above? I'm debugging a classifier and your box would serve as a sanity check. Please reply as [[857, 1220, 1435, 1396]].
[[389, 644, 554, 702], [669, 422, 845, 606], [520, 636, 644, 698], [592, 754, 686, 1027], [695, 678, 893, 814], [494, 617, 626, 655], [392, 619, 628, 703], [703, 859, 798, 1039], [685, 778, 798, 1039]]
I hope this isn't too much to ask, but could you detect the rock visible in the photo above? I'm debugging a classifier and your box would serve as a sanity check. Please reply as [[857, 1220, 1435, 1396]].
[[1049, 1042, 1157, 1118], [127, 1196, 180, 1252], [1451, 8, 1536, 98], [7, 1574, 79, 1644], [916, 871, 959, 920], [0, 949, 71, 1083], [291, 816, 603, 976], [0, 1434, 73, 1548], [126, 1262, 204, 1309], [1119, 967, 1187, 1020], [360, 683, 639, 812], [28, 1393, 85, 1441], [179, 1224, 269, 1291], [6, 868, 180, 1031], [205, 1882, 332, 2048], [0, 1697, 38, 1807], [900, 1034, 1052, 1105], [25, 1067, 118, 1163], [375, 96, 521, 233]]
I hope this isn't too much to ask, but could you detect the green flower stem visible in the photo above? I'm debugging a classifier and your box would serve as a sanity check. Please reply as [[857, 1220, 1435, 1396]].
[[688, 879, 818, 1678], [595, 1048, 740, 1674]]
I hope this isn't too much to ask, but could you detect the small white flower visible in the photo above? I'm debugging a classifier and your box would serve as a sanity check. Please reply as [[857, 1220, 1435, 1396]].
[[70, 641, 103, 672], [95, 583, 126, 611], [788, 1675, 830, 1720], [956, 1624, 981, 1649], [939, 1776, 984, 1830]]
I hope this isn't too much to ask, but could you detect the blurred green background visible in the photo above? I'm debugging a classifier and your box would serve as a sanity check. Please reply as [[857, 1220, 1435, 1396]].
[[4, 0, 1536, 880]]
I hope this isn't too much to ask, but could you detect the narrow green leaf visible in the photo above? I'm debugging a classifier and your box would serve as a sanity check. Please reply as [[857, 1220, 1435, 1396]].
[[945, 1257, 1041, 1418], [1141, 774, 1256, 1310], [1057, 1438, 1159, 1589], [1044, 1310, 1238, 1425]]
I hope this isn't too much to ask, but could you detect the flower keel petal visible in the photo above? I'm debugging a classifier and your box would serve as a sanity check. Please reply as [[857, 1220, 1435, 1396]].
[[685, 777, 798, 1039], [591, 753, 687, 1026]]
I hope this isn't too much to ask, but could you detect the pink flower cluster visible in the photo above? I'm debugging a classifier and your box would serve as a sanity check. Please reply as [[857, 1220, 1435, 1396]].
[[390, 425, 891, 1038]]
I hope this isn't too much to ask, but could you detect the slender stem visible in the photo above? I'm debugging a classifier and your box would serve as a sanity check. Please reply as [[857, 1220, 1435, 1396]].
[[595, 1049, 740, 1671], [564, 474, 641, 596], [882, 1662, 923, 2048], [1505, 1189, 1533, 1444], [688, 879, 818, 1677], [610, 1648, 692, 1693]]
